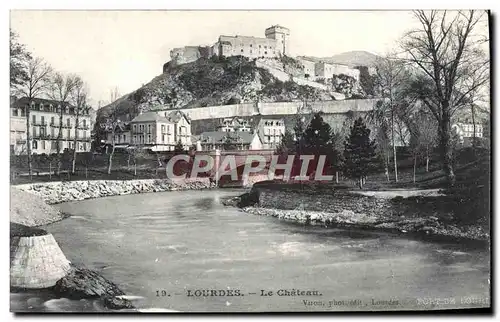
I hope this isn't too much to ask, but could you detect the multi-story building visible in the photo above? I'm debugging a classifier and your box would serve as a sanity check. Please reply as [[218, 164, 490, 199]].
[[452, 122, 484, 140], [256, 118, 286, 149], [217, 117, 252, 132], [109, 110, 192, 151], [162, 110, 192, 148], [10, 97, 92, 155], [170, 25, 291, 66], [107, 123, 131, 148]]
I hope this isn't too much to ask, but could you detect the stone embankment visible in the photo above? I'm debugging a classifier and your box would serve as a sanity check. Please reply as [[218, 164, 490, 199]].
[[14, 178, 214, 205], [229, 184, 489, 241]]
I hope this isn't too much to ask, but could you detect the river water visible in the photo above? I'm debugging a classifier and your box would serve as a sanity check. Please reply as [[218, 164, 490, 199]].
[[11, 189, 490, 312]]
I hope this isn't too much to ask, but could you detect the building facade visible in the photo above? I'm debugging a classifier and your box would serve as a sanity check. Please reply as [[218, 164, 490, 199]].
[[256, 118, 285, 149], [10, 97, 92, 155], [196, 131, 263, 151], [217, 117, 252, 132]]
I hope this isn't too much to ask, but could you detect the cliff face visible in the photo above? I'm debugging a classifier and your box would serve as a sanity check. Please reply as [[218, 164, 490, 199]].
[[98, 56, 363, 122]]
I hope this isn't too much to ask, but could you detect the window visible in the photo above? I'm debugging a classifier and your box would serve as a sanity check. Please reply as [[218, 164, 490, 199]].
[[161, 125, 165, 133], [21, 108, 25, 117], [250, 44, 253, 47], [12, 109, 18, 116], [67, 118, 71, 127], [32, 115, 36, 124], [83, 143, 87, 151], [162, 134, 165, 143], [241, 49, 244, 53], [32, 140, 38, 149], [147, 135, 151, 143], [123, 134, 126, 141], [147, 124, 151, 134], [264, 46, 267, 49], [264, 51, 267, 55], [133, 124, 137, 132], [51, 117, 55, 125], [41, 116, 45, 125], [67, 129, 70, 138], [83, 120, 87, 127], [51, 128, 54, 137], [32, 127, 37, 137], [41, 140, 46, 150], [250, 50, 252, 54]]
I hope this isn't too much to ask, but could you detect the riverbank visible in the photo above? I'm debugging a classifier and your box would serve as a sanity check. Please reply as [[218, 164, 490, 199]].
[[223, 183, 489, 242], [10, 178, 215, 311], [11, 187, 68, 226], [13, 177, 215, 205]]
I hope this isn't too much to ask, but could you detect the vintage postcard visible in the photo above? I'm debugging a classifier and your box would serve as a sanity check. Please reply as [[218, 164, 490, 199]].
[[9, 10, 491, 313]]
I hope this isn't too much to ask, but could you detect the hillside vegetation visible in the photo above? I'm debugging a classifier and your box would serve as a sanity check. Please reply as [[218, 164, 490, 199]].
[[98, 55, 370, 121]]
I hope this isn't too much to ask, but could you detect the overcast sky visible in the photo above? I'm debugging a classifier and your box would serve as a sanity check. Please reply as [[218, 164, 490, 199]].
[[9, 10, 488, 106]]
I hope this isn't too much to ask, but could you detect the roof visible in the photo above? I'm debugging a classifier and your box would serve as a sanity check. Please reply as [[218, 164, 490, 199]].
[[130, 112, 171, 123], [13, 97, 72, 108], [165, 110, 191, 124], [197, 131, 258, 145]]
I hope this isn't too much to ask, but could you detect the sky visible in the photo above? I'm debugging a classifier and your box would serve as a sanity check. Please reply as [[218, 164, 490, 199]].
[[9, 10, 488, 107]]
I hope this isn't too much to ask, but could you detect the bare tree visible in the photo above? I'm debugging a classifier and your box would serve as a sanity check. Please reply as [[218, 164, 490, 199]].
[[372, 55, 412, 182], [48, 72, 80, 174], [70, 77, 91, 174], [11, 57, 52, 180], [110, 86, 120, 103], [402, 10, 489, 185], [101, 111, 121, 175]]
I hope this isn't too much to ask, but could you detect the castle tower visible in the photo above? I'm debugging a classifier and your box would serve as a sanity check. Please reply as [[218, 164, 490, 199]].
[[265, 25, 290, 56]]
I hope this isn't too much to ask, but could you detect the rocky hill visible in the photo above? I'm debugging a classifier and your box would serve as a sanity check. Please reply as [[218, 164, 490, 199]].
[[98, 55, 368, 122], [299, 50, 380, 68]]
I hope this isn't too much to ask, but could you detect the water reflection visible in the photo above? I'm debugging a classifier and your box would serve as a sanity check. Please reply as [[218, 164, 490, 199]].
[[11, 189, 490, 312]]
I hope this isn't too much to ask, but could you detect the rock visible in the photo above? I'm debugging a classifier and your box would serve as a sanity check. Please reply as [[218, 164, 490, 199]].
[[54, 266, 124, 299], [102, 296, 135, 310]]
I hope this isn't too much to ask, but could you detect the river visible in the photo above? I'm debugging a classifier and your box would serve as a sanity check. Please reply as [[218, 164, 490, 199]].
[[10, 189, 490, 312]]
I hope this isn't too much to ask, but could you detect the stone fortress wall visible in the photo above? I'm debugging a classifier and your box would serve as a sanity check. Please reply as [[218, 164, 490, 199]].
[[179, 99, 379, 121]]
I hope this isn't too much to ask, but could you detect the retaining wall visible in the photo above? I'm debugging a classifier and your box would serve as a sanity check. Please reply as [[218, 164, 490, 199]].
[[15, 178, 214, 205], [181, 99, 379, 121]]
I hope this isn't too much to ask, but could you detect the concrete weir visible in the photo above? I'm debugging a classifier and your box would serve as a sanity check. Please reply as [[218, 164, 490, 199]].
[[10, 223, 71, 289]]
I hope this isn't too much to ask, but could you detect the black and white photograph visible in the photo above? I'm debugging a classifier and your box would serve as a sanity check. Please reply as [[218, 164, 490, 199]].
[[8, 9, 491, 313]]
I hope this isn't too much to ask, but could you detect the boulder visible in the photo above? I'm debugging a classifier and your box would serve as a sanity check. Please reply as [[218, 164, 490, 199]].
[[54, 266, 133, 310]]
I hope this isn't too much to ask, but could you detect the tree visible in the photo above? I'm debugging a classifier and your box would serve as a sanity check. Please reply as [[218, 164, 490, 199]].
[[10, 31, 31, 89], [343, 117, 380, 189], [174, 139, 185, 154], [101, 111, 121, 174], [48, 72, 80, 174], [276, 130, 296, 155], [409, 110, 438, 173], [11, 57, 53, 180], [70, 77, 90, 174], [372, 55, 413, 183], [301, 112, 340, 178], [402, 10, 489, 186]]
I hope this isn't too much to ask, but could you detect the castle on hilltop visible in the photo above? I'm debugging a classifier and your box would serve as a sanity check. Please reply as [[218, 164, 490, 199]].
[[167, 24, 362, 83], [169, 25, 290, 66]]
